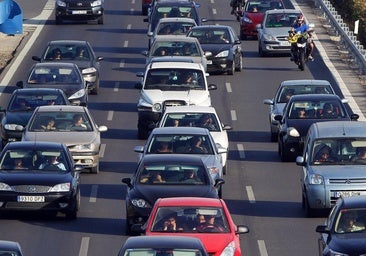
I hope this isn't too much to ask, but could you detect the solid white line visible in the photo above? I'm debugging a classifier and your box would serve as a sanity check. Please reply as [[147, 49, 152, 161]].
[[89, 185, 98, 203], [123, 41, 129, 48], [120, 60, 125, 68], [258, 240, 269, 256], [225, 82, 232, 92], [78, 237, 90, 256], [107, 111, 114, 121], [99, 144, 106, 158], [231, 110, 237, 121], [237, 144, 245, 159], [210, 0, 214, 3], [246, 186, 256, 203], [127, 24, 132, 30], [114, 82, 119, 92]]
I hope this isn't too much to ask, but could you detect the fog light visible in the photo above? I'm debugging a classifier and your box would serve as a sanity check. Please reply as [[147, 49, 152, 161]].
[[220, 64, 227, 68], [59, 203, 69, 208], [85, 159, 93, 164], [0, 202, 4, 207]]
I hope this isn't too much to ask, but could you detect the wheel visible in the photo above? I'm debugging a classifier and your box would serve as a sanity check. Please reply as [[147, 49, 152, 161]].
[[142, 5, 148, 15], [55, 16, 62, 25], [218, 185, 223, 198], [235, 55, 243, 72], [227, 60, 235, 75], [223, 164, 227, 175], [90, 81, 99, 95], [97, 15, 104, 24], [240, 31, 246, 40], [258, 44, 265, 57], [91, 163, 99, 174], [270, 132, 277, 142], [298, 51, 306, 71], [303, 193, 315, 217], [137, 125, 149, 140], [65, 190, 80, 220]]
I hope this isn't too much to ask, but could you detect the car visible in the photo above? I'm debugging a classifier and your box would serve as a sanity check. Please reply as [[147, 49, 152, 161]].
[[239, 0, 284, 40], [16, 62, 88, 106], [257, 9, 302, 56], [147, 17, 197, 49], [21, 105, 108, 173], [135, 61, 217, 139], [54, 0, 104, 24], [276, 94, 359, 162], [263, 79, 336, 142], [143, 36, 211, 71], [187, 25, 243, 75], [32, 40, 103, 95], [121, 154, 224, 235], [0, 240, 24, 256], [134, 127, 227, 193], [0, 141, 82, 219], [296, 121, 366, 217], [0, 88, 70, 147], [136, 197, 249, 256], [118, 236, 209, 256], [157, 106, 231, 174], [316, 196, 366, 256]]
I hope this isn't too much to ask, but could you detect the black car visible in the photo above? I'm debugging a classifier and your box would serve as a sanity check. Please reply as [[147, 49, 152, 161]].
[[16, 62, 88, 106], [54, 0, 104, 24], [118, 236, 209, 256], [316, 196, 366, 256], [0, 141, 82, 219], [0, 88, 69, 147], [121, 154, 224, 235], [275, 94, 359, 161], [32, 40, 103, 95], [187, 25, 243, 75]]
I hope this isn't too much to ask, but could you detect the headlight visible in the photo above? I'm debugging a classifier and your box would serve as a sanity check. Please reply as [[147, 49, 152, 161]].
[[72, 144, 96, 151], [220, 241, 236, 256], [152, 103, 162, 112], [309, 174, 324, 185], [50, 183, 71, 192], [243, 17, 252, 23], [0, 182, 12, 191], [131, 199, 150, 208], [91, 0, 102, 7], [329, 249, 348, 256], [287, 127, 300, 137], [69, 89, 86, 100], [263, 33, 276, 41], [56, 0, 66, 7], [82, 67, 97, 74], [4, 124, 18, 130], [215, 50, 229, 58]]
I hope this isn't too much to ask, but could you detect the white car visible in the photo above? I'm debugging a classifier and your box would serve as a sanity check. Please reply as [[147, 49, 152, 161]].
[[134, 126, 226, 197], [158, 105, 231, 174], [135, 61, 217, 139]]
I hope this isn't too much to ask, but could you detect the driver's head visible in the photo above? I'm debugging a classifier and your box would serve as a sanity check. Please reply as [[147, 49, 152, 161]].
[[297, 15, 304, 24]]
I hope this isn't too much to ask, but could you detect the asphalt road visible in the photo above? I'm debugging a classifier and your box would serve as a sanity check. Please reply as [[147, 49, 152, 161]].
[[0, 0, 365, 255]]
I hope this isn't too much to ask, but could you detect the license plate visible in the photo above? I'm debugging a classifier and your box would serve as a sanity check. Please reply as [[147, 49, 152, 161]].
[[282, 41, 290, 46], [333, 191, 365, 198], [17, 196, 45, 202], [72, 10, 87, 14], [206, 60, 212, 64]]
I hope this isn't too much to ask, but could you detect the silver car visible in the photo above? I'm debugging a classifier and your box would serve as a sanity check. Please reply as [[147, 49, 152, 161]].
[[257, 9, 302, 56], [296, 121, 366, 217], [21, 105, 108, 173], [134, 127, 226, 197], [263, 79, 336, 142]]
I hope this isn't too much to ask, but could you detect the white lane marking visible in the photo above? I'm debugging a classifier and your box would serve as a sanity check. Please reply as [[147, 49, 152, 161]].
[[258, 240, 269, 256], [114, 82, 119, 92], [120, 59, 125, 68], [212, 9, 217, 15], [78, 237, 90, 256], [246, 186, 256, 203], [130, 9, 135, 13], [89, 185, 98, 203], [99, 144, 106, 158], [127, 24, 132, 30], [107, 111, 114, 121], [131, 0, 135, 4], [225, 82, 232, 92], [237, 144, 245, 159], [123, 41, 129, 48], [231, 110, 237, 121]]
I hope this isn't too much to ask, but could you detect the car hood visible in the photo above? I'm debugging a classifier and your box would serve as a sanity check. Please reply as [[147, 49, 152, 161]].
[[65, 60, 92, 70], [309, 165, 366, 177], [25, 84, 83, 97], [330, 233, 366, 254], [286, 119, 349, 137], [200, 44, 231, 56], [243, 12, 264, 23], [0, 171, 71, 185], [3, 111, 34, 126], [141, 90, 211, 106], [23, 131, 98, 145], [262, 27, 290, 36]]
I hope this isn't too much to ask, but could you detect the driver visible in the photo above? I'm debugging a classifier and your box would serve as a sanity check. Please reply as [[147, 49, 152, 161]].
[[195, 215, 224, 232], [292, 15, 314, 61]]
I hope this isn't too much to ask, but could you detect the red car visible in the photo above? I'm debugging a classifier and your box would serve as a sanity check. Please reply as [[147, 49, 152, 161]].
[[140, 197, 249, 256], [239, 0, 284, 39]]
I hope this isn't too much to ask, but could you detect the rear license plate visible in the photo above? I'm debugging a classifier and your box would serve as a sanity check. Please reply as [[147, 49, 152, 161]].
[[17, 196, 45, 202], [72, 10, 87, 14]]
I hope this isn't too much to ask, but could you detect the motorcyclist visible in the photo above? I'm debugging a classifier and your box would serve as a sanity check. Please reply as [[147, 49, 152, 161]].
[[230, 0, 246, 17], [292, 15, 314, 61]]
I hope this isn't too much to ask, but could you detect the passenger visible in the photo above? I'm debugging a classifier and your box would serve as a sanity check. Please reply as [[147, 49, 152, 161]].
[[162, 215, 183, 231], [75, 47, 88, 60], [155, 142, 173, 153], [280, 89, 294, 103], [180, 169, 201, 183], [314, 145, 335, 163], [351, 147, 366, 164], [320, 103, 338, 118], [189, 136, 208, 154], [41, 117, 56, 130], [69, 114, 87, 130], [297, 108, 307, 118], [140, 171, 165, 184], [196, 215, 224, 232], [198, 114, 215, 130], [39, 155, 66, 171], [14, 158, 25, 169], [52, 48, 62, 60]]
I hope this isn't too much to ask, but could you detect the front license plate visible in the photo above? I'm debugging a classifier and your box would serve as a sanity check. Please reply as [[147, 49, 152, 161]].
[[17, 196, 45, 202], [206, 60, 212, 64], [282, 41, 290, 46], [72, 10, 87, 14], [334, 191, 365, 198]]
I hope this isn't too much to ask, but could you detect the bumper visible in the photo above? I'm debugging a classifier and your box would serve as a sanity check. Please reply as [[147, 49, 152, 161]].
[[283, 137, 304, 155], [83, 73, 98, 90], [126, 201, 151, 226], [55, 6, 103, 21], [68, 95, 87, 106], [1, 129, 23, 143], [260, 40, 291, 54], [70, 151, 100, 168], [207, 58, 233, 73]]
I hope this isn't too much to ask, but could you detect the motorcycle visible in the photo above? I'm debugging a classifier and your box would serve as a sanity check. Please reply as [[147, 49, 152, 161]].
[[289, 31, 311, 71]]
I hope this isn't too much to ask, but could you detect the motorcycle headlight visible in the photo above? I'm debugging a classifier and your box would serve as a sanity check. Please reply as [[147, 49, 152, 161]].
[[56, 0, 66, 7], [91, 0, 102, 7], [69, 89, 86, 100], [131, 199, 151, 208], [152, 103, 162, 112], [0, 182, 12, 191], [216, 50, 229, 58], [309, 174, 324, 185], [82, 67, 97, 74], [287, 127, 300, 137], [220, 241, 236, 256], [50, 183, 71, 192], [4, 124, 18, 130]]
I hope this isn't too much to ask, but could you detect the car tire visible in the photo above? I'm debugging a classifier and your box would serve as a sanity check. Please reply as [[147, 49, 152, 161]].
[[91, 164, 99, 174], [138, 125, 149, 140], [90, 82, 99, 95], [270, 132, 277, 142], [98, 15, 104, 24], [227, 60, 235, 75], [235, 55, 243, 72], [240, 31, 246, 40], [142, 6, 148, 15], [218, 185, 223, 198], [223, 164, 227, 175], [55, 16, 62, 25], [258, 44, 266, 57], [303, 194, 315, 217], [65, 190, 80, 220]]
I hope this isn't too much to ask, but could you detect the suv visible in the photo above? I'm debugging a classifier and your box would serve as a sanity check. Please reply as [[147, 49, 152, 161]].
[[135, 61, 217, 139], [55, 0, 104, 24], [296, 121, 366, 217]]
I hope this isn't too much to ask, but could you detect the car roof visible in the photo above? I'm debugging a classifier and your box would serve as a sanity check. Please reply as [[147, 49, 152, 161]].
[[49, 40, 88, 46], [289, 94, 341, 101], [150, 56, 194, 64], [13, 88, 66, 95], [151, 126, 211, 135], [0, 240, 22, 252], [190, 25, 231, 30], [338, 195, 366, 209], [149, 61, 203, 70], [4, 141, 65, 150], [153, 35, 199, 42], [311, 121, 366, 138], [154, 0, 196, 6], [164, 105, 216, 114], [35, 105, 87, 112], [33, 62, 78, 68], [280, 79, 332, 86], [265, 8, 301, 14], [157, 17, 197, 23], [156, 197, 224, 207], [141, 154, 205, 164], [122, 236, 205, 249]]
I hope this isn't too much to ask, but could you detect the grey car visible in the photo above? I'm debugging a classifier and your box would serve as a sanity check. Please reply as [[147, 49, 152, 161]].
[[257, 9, 302, 56], [263, 79, 336, 142], [296, 121, 366, 217], [21, 105, 108, 173]]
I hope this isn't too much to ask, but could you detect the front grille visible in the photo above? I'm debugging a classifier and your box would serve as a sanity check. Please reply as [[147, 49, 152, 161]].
[[329, 178, 366, 184], [277, 36, 288, 41], [163, 100, 186, 108], [12, 185, 51, 193], [67, 1, 92, 8]]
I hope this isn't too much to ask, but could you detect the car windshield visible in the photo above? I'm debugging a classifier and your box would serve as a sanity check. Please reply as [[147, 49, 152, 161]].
[[28, 111, 92, 132], [0, 149, 68, 172], [161, 113, 220, 132], [151, 206, 230, 233], [151, 6, 198, 31], [44, 45, 91, 61], [146, 134, 214, 154], [28, 66, 81, 84], [335, 208, 366, 233], [137, 162, 208, 185], [151, 41, 200, 57], [277, 85, 333, 103], [311, 138, 366, 165], [188, 29, 231, 44], [9, 93, 67, 111], [157, 22, 196, 35], [245, 1, 284, 13], [123, 249, 203, 256], [145, 69, 205, 90], [265, 13, 298, 27], [287, 100, 345, 119]]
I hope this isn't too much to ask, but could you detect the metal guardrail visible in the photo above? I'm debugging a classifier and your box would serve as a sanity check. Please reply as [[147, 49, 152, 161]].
[[314, 0, 366, 76]]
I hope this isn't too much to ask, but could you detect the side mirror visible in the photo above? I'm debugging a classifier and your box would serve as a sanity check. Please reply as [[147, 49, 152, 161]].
[[351, 114, 359, 121], [274, 115, 282, 121], [236, 225, 250, 234], [32, 56, 41, 61], [208, 84, 217, 90], [134, 146, 144, 153], [214, 178, 225, 187], [315, 225, 329, 234], [222, 124, 232, 130], [135, 82, 143, 89], [234, 39, 241, 45], [204, 51, 212, 57], [263, 99, 274, 105], [296, 156, 305, 166], [98, 126, 108, 132], [141, 51, 149, 57], [122, 177, 133, 188], [97, 56, 104, 62], [143, 18, 149, 22], [136, 72, 144, 78]]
